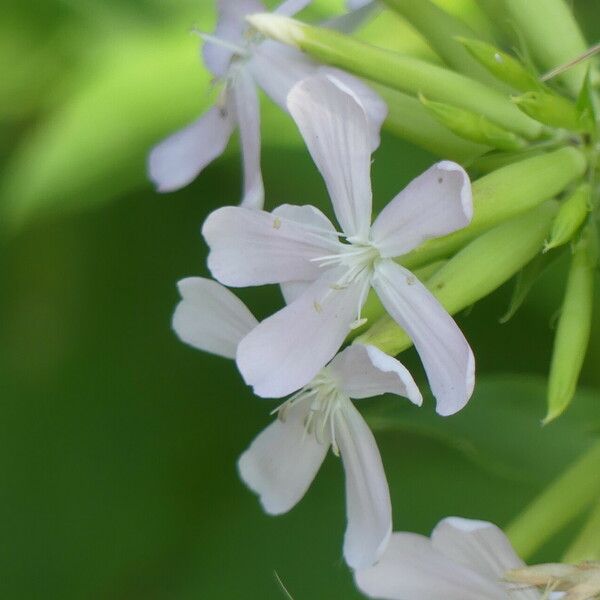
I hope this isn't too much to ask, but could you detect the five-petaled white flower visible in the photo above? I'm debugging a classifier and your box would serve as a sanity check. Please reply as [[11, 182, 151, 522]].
[[172, 276, 422, 569], [203, 75, 475, 415], [148, 0, 387, 208], [355, 517, 564, 600]]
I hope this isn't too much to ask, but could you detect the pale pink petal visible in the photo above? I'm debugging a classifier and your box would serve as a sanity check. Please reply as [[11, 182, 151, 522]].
[[328, 344, 422, 404], [148, 106, 234, 193], [172, 278, 257, 359], [203, 205, 340, 287], [372, 260, 475, 416], [287, 76, 373, 240], [238, 401, 328, 515], [249, 41, 316, 111], [355, 532, 510, 600], [231, 68, 264, 208], [336, 401, 391, 569], [371, 162, 473, 258], [274, 0, 312, 16], [236, 268, 368, 398], [320, 68, 388, 151], [203, 0, 266, 77]]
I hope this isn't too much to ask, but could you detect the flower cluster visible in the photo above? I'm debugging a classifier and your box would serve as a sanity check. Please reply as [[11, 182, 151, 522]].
[[149, 0, 600, 597]]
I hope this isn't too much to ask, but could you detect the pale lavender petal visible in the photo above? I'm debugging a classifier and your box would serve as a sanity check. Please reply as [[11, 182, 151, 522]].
[[203, 0, 266, 77], [203, 205, 340, 287], [172, 278, 257, 359], [231, 68, 264, 208], [347, 0, 374, 8], [355, 532, 510, 600], [236, 267, 368, 398], [249, 41, 316, 111], [320, 68, 388, 151], [274, 0, 312, 16], [372, 260, 475, 416], [287, 76, 373, 240], [336, 401, 391, 569], [371, 162, 473, 258], [148, 106, 234, 193], [328, 344, 422, 404], [238, 401, 328, 515]]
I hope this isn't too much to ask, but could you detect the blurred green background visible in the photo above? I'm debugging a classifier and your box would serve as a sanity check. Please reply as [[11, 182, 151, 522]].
[[1, 0, 600, 598]]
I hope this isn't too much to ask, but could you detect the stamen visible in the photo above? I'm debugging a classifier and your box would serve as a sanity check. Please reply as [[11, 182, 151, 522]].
[[194, 31, 250, 57]]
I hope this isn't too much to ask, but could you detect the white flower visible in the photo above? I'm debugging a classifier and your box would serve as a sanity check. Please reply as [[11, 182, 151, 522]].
[[147, 0, 387, 208], [203, 75, 475, 415], [172, 276, 423, 569], [355, 517, 562, 600]]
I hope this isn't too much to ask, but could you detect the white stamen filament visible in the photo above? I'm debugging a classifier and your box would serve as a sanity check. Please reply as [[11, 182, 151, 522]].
[[195, 31, 250, 58], [275, 370, 350, 456]]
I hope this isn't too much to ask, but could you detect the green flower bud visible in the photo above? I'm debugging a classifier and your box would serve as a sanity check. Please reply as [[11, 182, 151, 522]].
[[500, 0, 589, 96], [380, 0, 507, 90], [357, 201, 558, 355], [512, 91, 582, 131], [419, 94, 526, 151], [545, 183, 591, 252], [545, 226, 597, 424], [401, 147, 586, 270], [456, 37, 543, 92], [246, 14, 543, 140], [372, 84, 489, 162]]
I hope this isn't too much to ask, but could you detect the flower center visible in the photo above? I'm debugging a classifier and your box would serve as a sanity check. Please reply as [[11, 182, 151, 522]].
[[275, 369, 349, 455], [311, 241, 381, 329]]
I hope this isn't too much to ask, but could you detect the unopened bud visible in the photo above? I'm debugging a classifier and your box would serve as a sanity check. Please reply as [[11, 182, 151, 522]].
[[545, 183, 591, 252], [456, 37, 542, 92], [513, 91, 582, 131], [419, 94, 525, 151], [545, 226, 597, 424]]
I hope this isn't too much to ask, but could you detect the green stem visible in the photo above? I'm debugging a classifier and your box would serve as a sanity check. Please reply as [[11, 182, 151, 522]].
[[563, 498, 600, 563], [506, 440, 600, 560]]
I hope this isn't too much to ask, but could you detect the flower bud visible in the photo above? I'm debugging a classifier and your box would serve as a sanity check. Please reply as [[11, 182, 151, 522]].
[[501, 0, 589, 96], [372, 85, 489, 162], [358, 201, 558, 355], [545, 226, 597, 424], [545, 183, 591, 252], [380, 0, 507, 89], [246, 14, 543, 139], [419, 94, 525, 151], [512, 91, 582, 131], [456, 37, 543, 92], [401, 147, 586, 270]]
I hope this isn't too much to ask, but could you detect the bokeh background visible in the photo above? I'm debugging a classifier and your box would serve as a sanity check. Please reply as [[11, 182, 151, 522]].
[[1, 0, 600, 597]]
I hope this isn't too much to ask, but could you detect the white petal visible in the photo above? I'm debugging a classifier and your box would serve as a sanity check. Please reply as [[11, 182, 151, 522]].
[[236, 268, 368, 398], [202, 0, 266, 77], [148, 106, 234, 193], [372, 260, 475, 416], [231, 68, 264, 208], [274, 0, 312, 16], [173, 278, 258, 359], [320, 68, 388, 151], [354, 532, 509, 600], [328, 344, 422, 404], [249, 41, 316, 111], [432, 518, 525, 579], [238, 401, 328, 515], [324, 2, 380, 33], [336, 402, 391, 569], [287, 75, 373, 240], [280, 281, 311, 304], [203, 205, 340, 287], [371, 162, 473, 258]]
